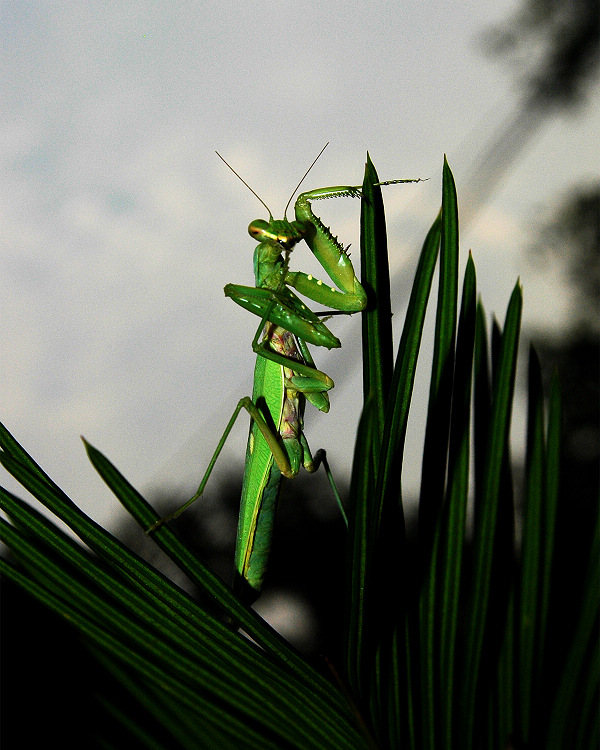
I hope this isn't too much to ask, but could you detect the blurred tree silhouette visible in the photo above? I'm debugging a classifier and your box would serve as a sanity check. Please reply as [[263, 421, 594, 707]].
[[475, 0, 599, 616], [526, 184, 599, 670], [483, 0, 598, 107], [531, 184, 599, 334], [465, 0, 599, 220]]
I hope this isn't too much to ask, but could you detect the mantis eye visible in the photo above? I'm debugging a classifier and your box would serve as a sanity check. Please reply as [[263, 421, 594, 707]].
[[277, 236, 296, 251], [248, 219, 270, 240]]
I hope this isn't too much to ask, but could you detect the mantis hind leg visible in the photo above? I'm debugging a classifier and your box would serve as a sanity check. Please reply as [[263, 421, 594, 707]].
[[147, 395, 297, 532], [302, 441, 347, 527]]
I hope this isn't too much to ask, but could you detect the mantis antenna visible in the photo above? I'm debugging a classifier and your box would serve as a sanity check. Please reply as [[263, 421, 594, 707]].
[[215, 151, 273, 219], [216, 143, 330, 222], [283, 142, 329, 218]]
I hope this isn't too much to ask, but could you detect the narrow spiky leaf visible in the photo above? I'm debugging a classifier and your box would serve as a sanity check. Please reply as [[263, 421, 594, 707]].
[[360, 154, 394, 456], [460, 281, 522, 748], [417, 156, 459, 750], [518, 346, 546, 744], [345, 397, 377, 705], [439, 252, 476, 747], [376, 210, 441, 747]]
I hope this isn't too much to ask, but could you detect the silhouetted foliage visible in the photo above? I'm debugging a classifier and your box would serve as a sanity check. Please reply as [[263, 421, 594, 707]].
[[482, 0, 599, 108]]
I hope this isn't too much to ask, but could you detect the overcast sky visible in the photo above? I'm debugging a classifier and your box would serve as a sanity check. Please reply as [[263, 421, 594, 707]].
[[1, 0, 598, 533]]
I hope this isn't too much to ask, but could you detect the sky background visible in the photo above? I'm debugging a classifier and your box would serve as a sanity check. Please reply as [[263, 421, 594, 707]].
[[1, 0, 598, 538]]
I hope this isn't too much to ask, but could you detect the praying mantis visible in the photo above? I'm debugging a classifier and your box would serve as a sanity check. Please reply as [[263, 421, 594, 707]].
[[152, 145, 420, 602]]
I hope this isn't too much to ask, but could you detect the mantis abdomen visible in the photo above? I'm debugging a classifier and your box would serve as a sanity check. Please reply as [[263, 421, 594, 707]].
[[234, 325, 309, 599]]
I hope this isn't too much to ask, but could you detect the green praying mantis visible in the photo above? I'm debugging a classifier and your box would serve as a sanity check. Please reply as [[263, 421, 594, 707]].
[[151, 145, 421, 602]]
